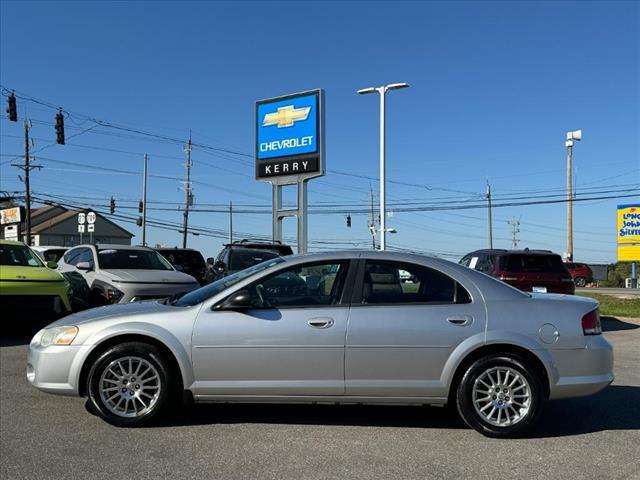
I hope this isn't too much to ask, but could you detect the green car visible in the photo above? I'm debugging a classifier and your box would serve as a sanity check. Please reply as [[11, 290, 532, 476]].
[[0, 240, 72, 317]]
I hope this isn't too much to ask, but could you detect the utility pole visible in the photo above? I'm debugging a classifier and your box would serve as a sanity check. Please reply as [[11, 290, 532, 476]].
[[486, 180, 493, 249], [368, 186, 377, 250], [229, 201, 233, 244], [142, 154, 148, 246], [507, 217, 521, 249], [11, 119, 40, 245], [182, 134, 193, 248]]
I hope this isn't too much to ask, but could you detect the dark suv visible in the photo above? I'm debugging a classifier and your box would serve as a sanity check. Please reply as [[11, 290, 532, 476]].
[[205, 240, 294, 283], [156, 247, 207, 285], [460, 249, 575, 295]]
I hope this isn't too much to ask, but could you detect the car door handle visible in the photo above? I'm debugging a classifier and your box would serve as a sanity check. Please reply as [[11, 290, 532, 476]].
[[447, 315, 473, 326], [308, 317, 335, 329]]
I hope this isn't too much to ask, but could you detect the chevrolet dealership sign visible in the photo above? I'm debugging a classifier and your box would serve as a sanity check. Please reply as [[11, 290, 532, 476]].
[[256, 89, 324, 181]]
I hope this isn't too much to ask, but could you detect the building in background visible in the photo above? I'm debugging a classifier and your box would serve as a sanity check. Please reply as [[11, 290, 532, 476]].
[[0, 205, 133, 246]]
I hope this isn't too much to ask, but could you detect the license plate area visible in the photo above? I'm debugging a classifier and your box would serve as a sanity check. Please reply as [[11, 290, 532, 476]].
[[532, 286, 547, 293]]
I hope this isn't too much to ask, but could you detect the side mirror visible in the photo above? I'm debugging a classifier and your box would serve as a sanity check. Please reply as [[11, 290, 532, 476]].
[[46, 261, 58, 269], [76, 261, 92, 271], [213, 261, 227, 275], [214, 290, 252, 310], [206, 257, 215, 265]]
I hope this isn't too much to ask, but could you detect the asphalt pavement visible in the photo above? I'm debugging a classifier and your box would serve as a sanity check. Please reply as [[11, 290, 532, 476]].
[[1, 318, 639, 480]]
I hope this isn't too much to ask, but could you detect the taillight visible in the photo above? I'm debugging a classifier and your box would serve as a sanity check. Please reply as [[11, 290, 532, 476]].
[[582, 309, 602, 335]]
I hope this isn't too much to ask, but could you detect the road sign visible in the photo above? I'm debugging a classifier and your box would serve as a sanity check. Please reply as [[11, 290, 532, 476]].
[[78, 224, 85, 233], [255, 89, 324, 182], [87, 224, 95, 233], [78, 213, 86, 225], [87, 211, 96, 224]]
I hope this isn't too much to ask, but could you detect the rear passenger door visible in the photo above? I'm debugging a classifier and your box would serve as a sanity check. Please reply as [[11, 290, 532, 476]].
[[345, 259, 485, 398]]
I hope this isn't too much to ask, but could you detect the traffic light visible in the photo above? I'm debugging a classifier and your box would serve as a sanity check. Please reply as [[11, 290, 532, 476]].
[[136, 217, 143, 227], [6, 93, 17, 122], [346, 215, 352, 227], [138, 200, 144, 213], [55, 109, 65, 144], [109, 196, 116, 214]]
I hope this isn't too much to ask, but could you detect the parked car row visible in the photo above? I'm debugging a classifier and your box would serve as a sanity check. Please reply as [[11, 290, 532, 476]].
[[1, 239, 295, 320], [3, 239, 595, 324]]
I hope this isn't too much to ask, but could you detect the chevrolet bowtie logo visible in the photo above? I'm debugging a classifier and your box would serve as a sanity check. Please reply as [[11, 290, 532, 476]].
[[263, 105, 311, 128]]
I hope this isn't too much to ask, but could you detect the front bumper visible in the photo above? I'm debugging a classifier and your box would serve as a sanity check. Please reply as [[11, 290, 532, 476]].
[[27, 341, 88, 396], [548, 335, 614, 400]]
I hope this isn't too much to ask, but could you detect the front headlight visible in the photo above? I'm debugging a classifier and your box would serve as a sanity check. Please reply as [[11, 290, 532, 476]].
[[40, 326, 79, 347]]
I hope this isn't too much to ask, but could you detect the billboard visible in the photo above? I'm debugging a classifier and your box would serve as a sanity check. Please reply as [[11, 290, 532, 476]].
[[255, 89, 324, 182], [0, 206, 23, 225], [617, 204, 640, 261]]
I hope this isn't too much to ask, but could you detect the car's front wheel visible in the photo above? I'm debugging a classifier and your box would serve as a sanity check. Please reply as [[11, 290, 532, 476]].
[[456, 355, 543, 437], [87, 342, 174, 427]]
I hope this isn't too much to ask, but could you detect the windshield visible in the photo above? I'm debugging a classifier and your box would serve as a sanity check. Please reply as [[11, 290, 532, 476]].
[[0, 243, 45, 267], [174, 257, 285, 307], [98, 248, 173, 270], [229, 249, 279, 271]]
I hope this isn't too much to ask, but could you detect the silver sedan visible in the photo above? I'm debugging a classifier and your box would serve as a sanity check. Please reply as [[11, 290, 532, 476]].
[[27, 251, 613, 437]]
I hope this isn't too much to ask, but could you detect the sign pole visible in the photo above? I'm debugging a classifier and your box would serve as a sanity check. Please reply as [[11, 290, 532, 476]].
[[297, 179, 308, 253]]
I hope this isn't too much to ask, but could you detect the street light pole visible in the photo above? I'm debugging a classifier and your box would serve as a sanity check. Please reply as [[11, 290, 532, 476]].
[[565, 129, 582, 261], [357, 82, 409, 251], [379, 87, 387, 250]]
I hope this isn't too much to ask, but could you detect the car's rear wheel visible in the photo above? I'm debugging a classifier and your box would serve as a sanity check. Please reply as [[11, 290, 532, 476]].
[[574, 277, 587, 287], [456, 355, 543, 438], [87, 342, 174, 427]]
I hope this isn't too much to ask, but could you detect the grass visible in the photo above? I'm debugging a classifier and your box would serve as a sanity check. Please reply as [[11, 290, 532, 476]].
[[576, 293, 640, 318]]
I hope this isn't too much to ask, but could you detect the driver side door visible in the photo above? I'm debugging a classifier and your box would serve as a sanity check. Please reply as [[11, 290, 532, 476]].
[[191, 259, 354, 397]]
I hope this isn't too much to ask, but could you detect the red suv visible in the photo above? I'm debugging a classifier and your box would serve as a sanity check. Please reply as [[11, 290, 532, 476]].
[[460, 249, 575, 294], [565, 262, 594, 287]]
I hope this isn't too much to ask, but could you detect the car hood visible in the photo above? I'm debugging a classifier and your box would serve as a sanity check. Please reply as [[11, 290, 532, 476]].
[[48, 300, 172, 327], [0, 265, 65, 282], [101, 269, 197, 284]]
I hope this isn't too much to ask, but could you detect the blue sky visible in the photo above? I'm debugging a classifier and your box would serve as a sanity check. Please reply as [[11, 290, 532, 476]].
[[1, 1, 638, 262]]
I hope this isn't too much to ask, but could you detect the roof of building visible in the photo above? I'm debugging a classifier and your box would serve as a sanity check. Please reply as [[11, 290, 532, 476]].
[[21, 206, 133, 238]]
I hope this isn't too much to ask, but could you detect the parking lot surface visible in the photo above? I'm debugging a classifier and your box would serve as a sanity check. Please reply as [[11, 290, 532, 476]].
[[2, 317, 639, 480]]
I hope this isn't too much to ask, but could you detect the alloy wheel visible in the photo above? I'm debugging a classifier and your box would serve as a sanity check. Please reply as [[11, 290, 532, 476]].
[[472, 366, 531, 427], [98, 356, 161, 418]]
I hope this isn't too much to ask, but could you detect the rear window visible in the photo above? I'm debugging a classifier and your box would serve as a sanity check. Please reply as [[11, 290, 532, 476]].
[[229, 249, 279, 271], [499, 254, 568, 274], [159, 250, 204, 267]]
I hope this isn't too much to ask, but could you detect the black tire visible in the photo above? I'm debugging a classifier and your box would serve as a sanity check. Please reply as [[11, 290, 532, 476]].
[[456, 355, 543, 438], [574, 277, 586, 287], [86, 342, 176, 427]]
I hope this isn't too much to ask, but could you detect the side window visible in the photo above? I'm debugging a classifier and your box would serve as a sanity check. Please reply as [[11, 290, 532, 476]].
[[77, 248, 95, 268], [362, 261, 471, 305], [475, 255, 493, 273], [459, 254, 472, 267], [250, 261, 349, 308], [63, 248, 83, 266]]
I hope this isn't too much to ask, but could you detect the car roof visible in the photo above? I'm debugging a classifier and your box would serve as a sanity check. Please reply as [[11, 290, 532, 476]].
[[156, 247, 199, 252], [71, 243, 154, 251], [466, 249, 558, 256]]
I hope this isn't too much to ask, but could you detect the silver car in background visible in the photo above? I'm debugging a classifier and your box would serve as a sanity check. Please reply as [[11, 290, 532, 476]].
[[56, 244, 199, 305], [27, 251, 613, 437]]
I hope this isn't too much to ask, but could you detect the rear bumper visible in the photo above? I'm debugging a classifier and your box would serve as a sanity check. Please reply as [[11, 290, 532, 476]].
[[548, 335, 614, 400]]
